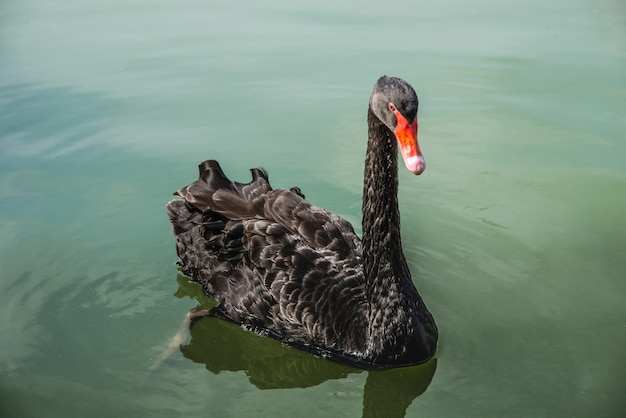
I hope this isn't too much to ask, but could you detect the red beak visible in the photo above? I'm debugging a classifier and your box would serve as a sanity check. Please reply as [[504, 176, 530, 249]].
[[394, 112, 425, 175]]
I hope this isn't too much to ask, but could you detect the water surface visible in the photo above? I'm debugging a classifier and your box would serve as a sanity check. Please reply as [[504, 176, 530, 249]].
[[1, 0, 625, 416]]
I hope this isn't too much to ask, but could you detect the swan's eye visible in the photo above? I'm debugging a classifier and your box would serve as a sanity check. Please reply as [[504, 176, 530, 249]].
[[388, 103, 397, 112]]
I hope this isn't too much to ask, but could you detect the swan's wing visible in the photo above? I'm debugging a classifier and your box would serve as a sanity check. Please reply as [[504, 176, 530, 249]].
[[167, 160, 366, 348], [261, 189, 361, 259], [241, 216, 366, 347], [174, 160, 272, 216], [173, 160, 361, 256]]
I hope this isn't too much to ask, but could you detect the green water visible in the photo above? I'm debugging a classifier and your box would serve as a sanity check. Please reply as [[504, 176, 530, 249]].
[[1, 0, 625, 416]]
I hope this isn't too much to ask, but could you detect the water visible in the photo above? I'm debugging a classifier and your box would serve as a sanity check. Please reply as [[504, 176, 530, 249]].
[[1, 0, 625, 416]]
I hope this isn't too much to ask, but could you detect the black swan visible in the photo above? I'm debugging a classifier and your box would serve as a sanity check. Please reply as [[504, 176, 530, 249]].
[[166, 76, 438, 368]]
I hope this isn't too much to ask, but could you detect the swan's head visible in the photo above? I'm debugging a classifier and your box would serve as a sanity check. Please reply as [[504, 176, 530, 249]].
[[370, 76, 425, 175]]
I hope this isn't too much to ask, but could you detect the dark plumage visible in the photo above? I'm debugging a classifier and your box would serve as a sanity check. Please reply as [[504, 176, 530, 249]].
[[167, 76, 438, 368]]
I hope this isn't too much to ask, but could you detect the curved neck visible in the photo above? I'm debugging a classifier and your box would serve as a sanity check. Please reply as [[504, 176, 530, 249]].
[[362, 108, 409, 284], [361, 108, 435, 364]]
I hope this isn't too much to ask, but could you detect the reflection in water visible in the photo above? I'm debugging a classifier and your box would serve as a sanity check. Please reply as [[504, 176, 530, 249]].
[[174, 274, 437, 417]]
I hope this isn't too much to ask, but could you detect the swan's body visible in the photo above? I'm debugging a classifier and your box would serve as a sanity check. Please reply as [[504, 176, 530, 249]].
[[167, 76, 437, 368]]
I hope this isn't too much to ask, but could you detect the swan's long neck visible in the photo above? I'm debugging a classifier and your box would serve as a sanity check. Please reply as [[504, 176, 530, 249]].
[[362, 108, 409, 283], [361, 108, 429, 363]]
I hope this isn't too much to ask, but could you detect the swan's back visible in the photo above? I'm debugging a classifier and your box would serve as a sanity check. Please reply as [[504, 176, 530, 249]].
[[167, 160, 368, 356]]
